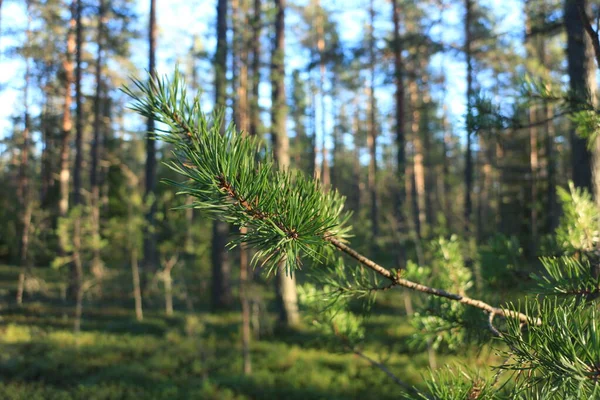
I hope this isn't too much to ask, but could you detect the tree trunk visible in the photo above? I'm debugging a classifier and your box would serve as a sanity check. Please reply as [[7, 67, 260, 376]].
[[73, 217, 84, 333], [212, 0, 233, 310], [40, 97, 52, 206], [441, 99, 452, 227], [409, 79, 425, 239], [272, 0, 299, 327], [233, 0, 252, 374], [68, 0, 84, 306], [90, 0, 106, 287], [131, 248, 143, 321], [16, 5, 32, 306], [162, 256, 177, 317], [392, 0, 406, 267], [73, 0, 83, 207], [565, 0, 596, 195], [464, 0, 474, 237], [367, 0, 378, 240], [352, 97, 362, 212], [525, 3, 539, 255], [545, 102, 557, 231], [249, 0, 261, 138], [143, 0, 159, 281], [314, 0, 330, 189], [58, 1, 76, 219]]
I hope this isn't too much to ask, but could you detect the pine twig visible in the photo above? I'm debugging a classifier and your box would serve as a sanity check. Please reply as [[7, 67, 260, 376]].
[[327, 237, 539, 326]]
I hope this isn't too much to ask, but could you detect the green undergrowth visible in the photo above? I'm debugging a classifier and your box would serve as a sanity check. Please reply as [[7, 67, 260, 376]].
[[0, 265, 504, 399]]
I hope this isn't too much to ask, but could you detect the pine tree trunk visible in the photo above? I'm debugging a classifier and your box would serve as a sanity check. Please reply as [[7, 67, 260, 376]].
[[409, 79, 425, 239], [16, 6, 32, 306], [565, 0, 596, 195], [478, 140, 492, 243], [59, 1, 76, 220], [40, 98, 52, 206], [525, 5, 539, 255], [392, 0, 406, 266], [314, 0, 330, 189], [352, 97, 362, 212], [233, 0, 252, 374], [69, 0, 84, 306], [272, 0, 299, 327], [73, 0, 83, 208], [441, 101, 452, 226], [545, 102, 557, 231], [162, 257, 176, 317], [464, 0, 474, 237], [90, 0, 106, 288], [212, 0, 233, 310], [73, 217, 84, 333], [367, 0, 378, 240], [249, 0, 261, 138], [143, 0, 158, 281], [131, 248, 143, 321]]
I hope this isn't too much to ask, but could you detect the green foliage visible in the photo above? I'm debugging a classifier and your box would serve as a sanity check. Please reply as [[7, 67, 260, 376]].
[[52, 205, 107, 270], [408, 236, 479, 353], [415, 367, 495, 400], [297, 283, 365, 344], [123, 71, 351, 276], [556, 182, 599, 253], [533, 256, 600, 299], [479, 234, 524, 289], [501, 299, 600, 398]]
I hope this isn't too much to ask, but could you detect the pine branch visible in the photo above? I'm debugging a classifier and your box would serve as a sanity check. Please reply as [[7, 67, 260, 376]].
[[327, 237, 536, 325], [123, 71, 538, 326]]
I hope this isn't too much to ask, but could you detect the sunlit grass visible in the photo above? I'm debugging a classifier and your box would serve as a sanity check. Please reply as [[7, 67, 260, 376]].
[[0, 265, 506, 399]]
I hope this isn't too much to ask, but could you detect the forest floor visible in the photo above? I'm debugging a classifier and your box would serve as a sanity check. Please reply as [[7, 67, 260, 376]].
[[0, 264, 506, 400]]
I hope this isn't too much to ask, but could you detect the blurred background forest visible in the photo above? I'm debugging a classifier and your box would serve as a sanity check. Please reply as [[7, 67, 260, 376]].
[[0, 0, 599, 398]]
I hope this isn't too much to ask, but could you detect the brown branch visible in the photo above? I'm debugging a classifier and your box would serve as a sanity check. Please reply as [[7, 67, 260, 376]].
[[578, 0, 600, 69], [327, 237, 539, 325]]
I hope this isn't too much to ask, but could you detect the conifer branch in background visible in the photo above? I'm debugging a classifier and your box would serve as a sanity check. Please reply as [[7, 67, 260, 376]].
[[123, 71, 535, 326]]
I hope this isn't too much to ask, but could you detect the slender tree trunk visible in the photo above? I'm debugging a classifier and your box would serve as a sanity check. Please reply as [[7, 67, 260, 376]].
[[311, 80, 319, 179], [212, 0, 233, 310], [545, 102, 557, 231], [525, 3, 539, 255], [162, 256, 177, 317], [69, 0, 84, 310], [392, 0, 406, 266], [409, 79, 425, 239], [441, 101, 452, 225], [73, 0, 83, 207], [131, 248, 143, 321], [249, 0, 261, 138], [143, 0, 158, 282], [314, 0, 330, 189], [272, 0, 299, 327], [16, 5, 32, 306], [90, 0, 106, 286], [233, 0, 252, 374], [367, 0, 378, 240], [59, 1, 76, 219], [40, 98, 52, 206], [464, 0, 474, 237], [73, 217, 83, 332], [565, 0, 596, 195], [352, 97, 361, 212]]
